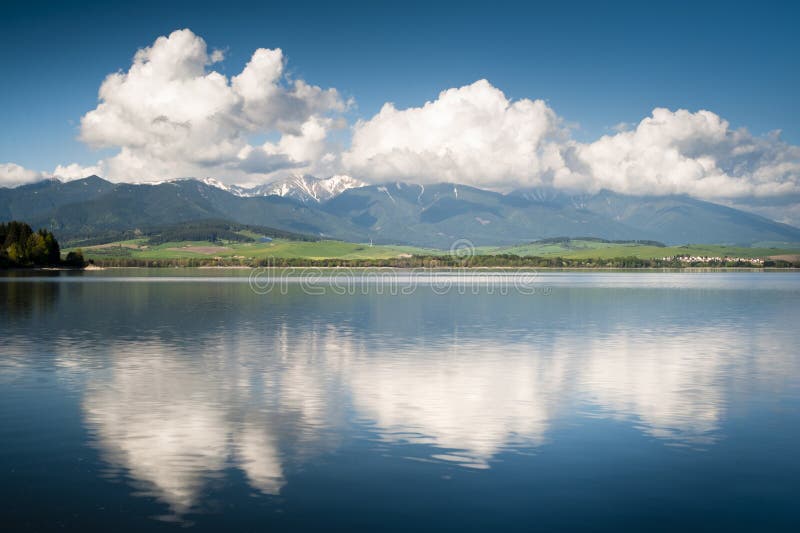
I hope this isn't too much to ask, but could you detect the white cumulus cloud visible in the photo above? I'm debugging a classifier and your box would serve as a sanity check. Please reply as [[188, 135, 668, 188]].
[[52, 162, 104, 180], [343, 80, 571, 189], [569, 108, 800, 198], [0, 163, 43, 187], [79, 29, 346, 183]]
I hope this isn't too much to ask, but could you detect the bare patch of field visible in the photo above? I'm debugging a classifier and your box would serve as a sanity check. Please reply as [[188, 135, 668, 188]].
[[86, 242, 146, 250], [769, 254, 800, 262]]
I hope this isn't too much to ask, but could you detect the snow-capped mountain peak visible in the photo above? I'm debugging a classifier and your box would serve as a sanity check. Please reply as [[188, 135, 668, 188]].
[[198, 177, 258, 196], [258, 174, 366, 203], [199, 177, 233, 191], [187, 174, 366, 202]]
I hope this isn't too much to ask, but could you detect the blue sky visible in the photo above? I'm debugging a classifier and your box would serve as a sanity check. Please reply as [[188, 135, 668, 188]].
[[1, 0, 798, 170], [1, 0, 799, 226]]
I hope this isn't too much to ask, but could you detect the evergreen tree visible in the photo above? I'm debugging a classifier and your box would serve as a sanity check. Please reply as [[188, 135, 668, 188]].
[[0, 221, 70, 268]]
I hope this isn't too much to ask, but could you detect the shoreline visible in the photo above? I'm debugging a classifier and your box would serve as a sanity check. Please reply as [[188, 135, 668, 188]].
[[5, 265, 799, 273]]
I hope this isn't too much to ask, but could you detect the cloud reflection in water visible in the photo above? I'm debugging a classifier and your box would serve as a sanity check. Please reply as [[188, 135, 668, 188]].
[[70, 318, 793, 518], [2, 279, 790, 520]]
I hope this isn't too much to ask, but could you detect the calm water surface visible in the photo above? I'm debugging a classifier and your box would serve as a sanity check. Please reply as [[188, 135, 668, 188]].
[[1, 270, 799, 531]]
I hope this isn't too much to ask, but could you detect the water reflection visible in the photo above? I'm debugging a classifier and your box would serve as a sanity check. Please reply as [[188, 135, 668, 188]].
[[75, 321, 794, 515], [77, 328, 354, 517], [345, 343, 566, 468], [580, 331, 730, 445], [1, 277, 59, 318], [2, 275, 798, 521], [82, 341, 260, 515]]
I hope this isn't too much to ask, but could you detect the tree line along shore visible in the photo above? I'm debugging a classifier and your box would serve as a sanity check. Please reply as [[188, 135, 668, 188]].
[[0, 221, 85, 269]]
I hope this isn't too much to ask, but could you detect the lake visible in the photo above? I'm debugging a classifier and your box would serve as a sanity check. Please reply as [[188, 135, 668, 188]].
[[1, 270, 799, 531]]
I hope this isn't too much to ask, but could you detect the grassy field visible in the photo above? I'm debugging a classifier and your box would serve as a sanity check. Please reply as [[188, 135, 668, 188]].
[[75, 238, 438, 261], [71, 237, 800, 263]]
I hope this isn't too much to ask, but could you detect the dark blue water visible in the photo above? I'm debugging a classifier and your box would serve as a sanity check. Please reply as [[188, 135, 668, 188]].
[[1, 270, 799, 531]]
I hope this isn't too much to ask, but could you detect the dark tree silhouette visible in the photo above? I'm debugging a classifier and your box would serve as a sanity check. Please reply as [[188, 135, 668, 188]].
[[1, 221, 76, 268]]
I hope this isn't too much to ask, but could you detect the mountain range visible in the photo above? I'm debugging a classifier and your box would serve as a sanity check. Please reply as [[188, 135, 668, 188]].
[[195, 175, 365, 203], [2, 175, 799, 248]]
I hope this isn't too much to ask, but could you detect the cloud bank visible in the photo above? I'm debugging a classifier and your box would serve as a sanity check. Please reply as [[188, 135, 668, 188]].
[[0, 162, 103, 187], [3, 28, 799, 222], [345, 82, 800, 200]]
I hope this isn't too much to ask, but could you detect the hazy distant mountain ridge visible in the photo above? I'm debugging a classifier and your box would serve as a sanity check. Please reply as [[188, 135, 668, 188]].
[[2, 176, 799, 247]]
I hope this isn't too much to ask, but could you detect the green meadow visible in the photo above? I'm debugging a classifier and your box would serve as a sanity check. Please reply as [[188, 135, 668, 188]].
[[75, 238, 437, 261], [72, 237, 800, 263]]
